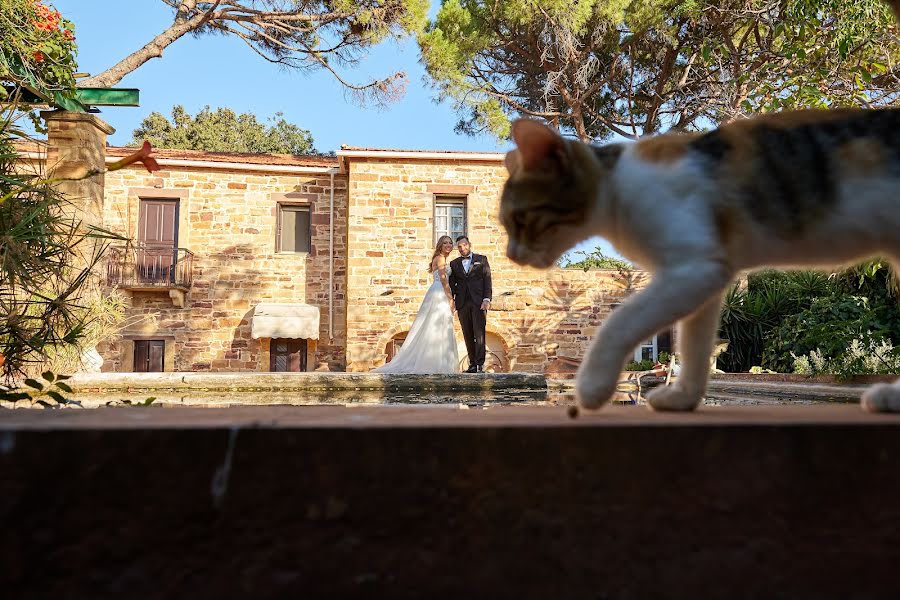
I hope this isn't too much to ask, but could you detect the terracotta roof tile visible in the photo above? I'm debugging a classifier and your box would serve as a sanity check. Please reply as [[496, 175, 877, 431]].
[[106, 146, 338, 167], [13, 139, 337, 168], [340, 145, 503, 155]]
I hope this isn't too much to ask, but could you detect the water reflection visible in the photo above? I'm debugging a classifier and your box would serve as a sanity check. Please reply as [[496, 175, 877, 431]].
[[20, 384, 844, 410]]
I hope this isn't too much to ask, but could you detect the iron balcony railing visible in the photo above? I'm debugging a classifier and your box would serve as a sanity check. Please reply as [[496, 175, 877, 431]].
[[106, 245, 194, 290]]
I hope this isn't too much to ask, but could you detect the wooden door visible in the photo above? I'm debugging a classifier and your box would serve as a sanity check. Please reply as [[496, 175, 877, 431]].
[[138, 200, 178, 284], [270, 339, 308, 372], [134, 340, 165, 372]]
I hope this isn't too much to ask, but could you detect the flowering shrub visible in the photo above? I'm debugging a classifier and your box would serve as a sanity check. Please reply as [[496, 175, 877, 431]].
[[791, 336, 900, 380], [0, 0, 78, 100]]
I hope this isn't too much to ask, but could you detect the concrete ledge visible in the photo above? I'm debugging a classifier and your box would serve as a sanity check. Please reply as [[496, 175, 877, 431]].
[[708, 378, 866, 403], [69, 372, 547, 393], [2, 405, 899, 597], [549, 375, 869, 403]]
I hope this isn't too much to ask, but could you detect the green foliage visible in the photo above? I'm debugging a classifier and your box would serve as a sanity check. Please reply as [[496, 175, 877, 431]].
[[0, 0, 78, 100], [720, 263, 900, 374], [0, 107, 121, 382], [624, 359, 656, 371], [561, 247, 634, 271], [131, 106, 318, 154], [0, 370, 79, 407], [763, 294, 900, 372], [419, 0, 899, 142], [718, 270, 832, 372]]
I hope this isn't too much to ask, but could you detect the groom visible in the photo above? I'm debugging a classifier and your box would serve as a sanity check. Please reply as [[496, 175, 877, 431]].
[[449, 235, 492, 373]]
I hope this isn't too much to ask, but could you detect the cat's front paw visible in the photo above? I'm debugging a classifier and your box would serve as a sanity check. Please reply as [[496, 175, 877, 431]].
[[861, 383, 900, 413], [646, 385, 703, 412], [574, 375, 618, 411]]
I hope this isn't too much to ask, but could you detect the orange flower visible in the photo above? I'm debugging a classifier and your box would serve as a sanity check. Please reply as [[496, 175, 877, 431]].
[[107, 141, 161, 174], [33, 51, 44, 63]]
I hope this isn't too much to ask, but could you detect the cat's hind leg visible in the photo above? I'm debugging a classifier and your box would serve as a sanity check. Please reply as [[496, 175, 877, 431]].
[[860, 383, 900, 412], [646, 291, 725, 412]]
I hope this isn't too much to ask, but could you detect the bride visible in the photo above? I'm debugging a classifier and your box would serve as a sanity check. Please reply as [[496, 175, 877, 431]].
[[373, 236, 460, 374]]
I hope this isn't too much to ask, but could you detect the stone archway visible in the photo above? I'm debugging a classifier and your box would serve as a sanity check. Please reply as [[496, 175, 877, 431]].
[[457, 328, 512, 373], [371, 324, 413, 368]]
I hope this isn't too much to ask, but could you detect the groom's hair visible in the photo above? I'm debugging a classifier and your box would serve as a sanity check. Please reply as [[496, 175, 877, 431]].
[[455, 235, 470, 244]]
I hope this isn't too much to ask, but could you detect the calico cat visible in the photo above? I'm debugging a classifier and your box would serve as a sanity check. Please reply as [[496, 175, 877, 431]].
[[500, 1, 900, 413]]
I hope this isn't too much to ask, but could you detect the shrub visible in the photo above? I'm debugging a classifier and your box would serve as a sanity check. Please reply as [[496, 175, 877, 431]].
[[792, 336, 900, 380], [763, 294, 900, 373]]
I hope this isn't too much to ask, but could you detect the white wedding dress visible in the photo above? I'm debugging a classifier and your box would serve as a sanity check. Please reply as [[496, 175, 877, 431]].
[[373, 266, 459, 374]]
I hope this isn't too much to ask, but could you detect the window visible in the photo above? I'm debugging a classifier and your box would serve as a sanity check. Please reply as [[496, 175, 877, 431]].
[[632, 330, 673, 363], [270, 338, 308, 372], [134, 340, 165, 372], [635, 337, 657, 362], [276, 204, 311, 253], [434, 196, 466, 244]]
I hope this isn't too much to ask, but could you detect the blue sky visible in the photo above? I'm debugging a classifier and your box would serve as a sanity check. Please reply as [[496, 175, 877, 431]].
[[53, 0, 616, 259], [55, 0, 500, 153]]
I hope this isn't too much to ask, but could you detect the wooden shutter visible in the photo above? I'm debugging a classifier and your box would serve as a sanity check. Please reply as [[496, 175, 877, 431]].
[[277, 205, 311, 253], [134, 340, 165, 372]]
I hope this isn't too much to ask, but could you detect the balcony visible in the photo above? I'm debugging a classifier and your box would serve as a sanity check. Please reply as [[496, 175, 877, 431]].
[[106, 245, 194, 307]]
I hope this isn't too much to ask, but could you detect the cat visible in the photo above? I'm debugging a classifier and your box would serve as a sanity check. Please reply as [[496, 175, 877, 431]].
[[499, 0, 900, 413]]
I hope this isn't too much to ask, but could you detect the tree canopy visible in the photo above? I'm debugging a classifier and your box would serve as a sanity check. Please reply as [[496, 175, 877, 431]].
[[80, 0, 429, 107], [419, 0, 900, 142], [131, 105, 318, 154], [560, 246, 634, 271]]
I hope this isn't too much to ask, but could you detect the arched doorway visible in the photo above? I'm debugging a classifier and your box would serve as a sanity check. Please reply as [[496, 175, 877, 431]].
[[457, 331, 508, 372], [384, 331, 408, 363]]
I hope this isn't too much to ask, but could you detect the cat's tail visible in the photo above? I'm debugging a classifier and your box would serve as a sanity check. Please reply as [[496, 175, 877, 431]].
[[889, 0, 900, 21]]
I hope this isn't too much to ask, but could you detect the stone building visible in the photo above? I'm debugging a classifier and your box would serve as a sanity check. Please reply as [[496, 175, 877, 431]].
[[34, 113, 670, 374]]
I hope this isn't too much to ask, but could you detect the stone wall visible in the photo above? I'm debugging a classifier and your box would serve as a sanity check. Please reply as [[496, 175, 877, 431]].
[[342, 155, 649, 373], [98, 160, 347, 372]]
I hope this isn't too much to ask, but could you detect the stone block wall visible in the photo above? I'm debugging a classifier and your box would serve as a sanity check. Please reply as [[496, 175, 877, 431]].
[[97, 161, 347, 372], [41, 111, 114, 227], [342, 156, 649, 373]]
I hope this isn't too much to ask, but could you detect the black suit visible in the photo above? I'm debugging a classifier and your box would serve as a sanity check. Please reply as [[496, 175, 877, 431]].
[[449, 253, 492, 369]]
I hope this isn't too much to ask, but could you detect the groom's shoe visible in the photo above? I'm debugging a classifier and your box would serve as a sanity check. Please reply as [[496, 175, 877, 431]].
[[476, 365, 484, 373], [465, 365, 478, 373]]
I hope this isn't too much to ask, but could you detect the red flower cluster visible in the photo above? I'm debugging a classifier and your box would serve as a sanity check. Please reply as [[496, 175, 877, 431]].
[[33, 50, 44, 63], [32, 3, 62, 32]]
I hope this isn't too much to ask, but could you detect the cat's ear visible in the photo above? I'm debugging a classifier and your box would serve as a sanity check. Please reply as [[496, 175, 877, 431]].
[[503, 150, 520, 175], [510, 119, 567, 172]]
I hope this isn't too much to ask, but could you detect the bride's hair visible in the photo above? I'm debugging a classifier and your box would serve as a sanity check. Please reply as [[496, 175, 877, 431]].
[[430, 235, 453, 271]]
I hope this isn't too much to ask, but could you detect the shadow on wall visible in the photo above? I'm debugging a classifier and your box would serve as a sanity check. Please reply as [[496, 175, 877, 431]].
[[491, 268, 651, 372], [195, 243, 301, 371]]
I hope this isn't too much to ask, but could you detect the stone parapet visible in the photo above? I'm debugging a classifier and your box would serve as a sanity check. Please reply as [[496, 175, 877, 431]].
[[65, 371, 547, 393], [2, 405, 899, 597]]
